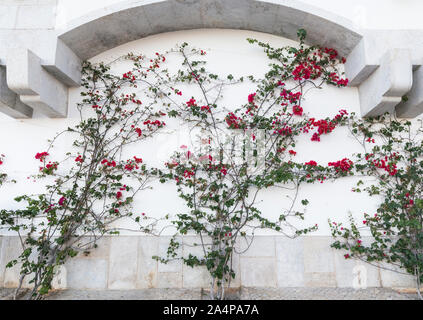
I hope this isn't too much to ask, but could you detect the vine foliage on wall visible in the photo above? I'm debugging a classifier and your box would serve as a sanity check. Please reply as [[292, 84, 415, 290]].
[[149, 30, 350, 300], [330, 114, 423, 299], [0, 57, 170, 299], [0, 29, 350, 300], [2, 29, 420, 300]]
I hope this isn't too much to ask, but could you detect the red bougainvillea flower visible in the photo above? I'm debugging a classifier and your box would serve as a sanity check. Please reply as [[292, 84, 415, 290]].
[[327, 72, 349, 87], [292, 105, 303, 116], [143, 119, 166, 128], [135, 128, 142, 137], [225, 112, 244, 129], [46, 162, 57, 170], [116, 191, 123, 200], [186, 98, 197, 107], [122, 71, 136, 82], [101, 159, 116, 167], [292, 63, 311, 80], [200, 105, 211, 113], [280, 90, 302, 103], [35, 152, 49, 162], [305, 160, 317, 166], [220, 166, 227, 176], [44, 204, 54, 213], [273, 126, 292, 136], [40, 161, 59, 174], [248, 93, 256, 104], [133, 156, 143, 164], [324, 47, 338, 60], [125, 163, 135, 171], [306, 110, 349, 142], [75, 155, 83, 163], [288, 150, 297, 156], [344, 254, 350, 259], [336, 78, 349, 86], [311, 133, 320, 142], [372, 157, 398, 176], [184, 170, 195, 178], [328, 158, 353, 172], [58, 197, 66, 206]]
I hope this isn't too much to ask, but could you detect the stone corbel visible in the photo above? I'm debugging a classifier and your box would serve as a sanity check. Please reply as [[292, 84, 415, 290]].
[[42, 39, 82, 87], [0, 64, 33, 119], [344, 39, 378, 86], [6, 49, 68, 118], [358, 48, 413, 117], [396, 65, 423, 118]]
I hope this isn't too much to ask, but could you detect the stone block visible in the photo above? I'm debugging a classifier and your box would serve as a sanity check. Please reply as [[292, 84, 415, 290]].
[[108, 236, 138, 289], [182, 235, 209, 259], [182, 235, 240, 288], [158, 236, 182, 273], [304, 272, 337, 287], [137, 236, 159, 289], [229, 251, 241, 288], [156, 272, 183, 288], [1, 236, 67, 289], [275, 237, 305, 287], [66, 258, 107, 289], [237, 236, 275, 257], [240, 257, 276, 287], [303, 236, 335, 273], [51, 265, 67, 290], [2, 236, 27, 288], [379, 263, 416, 288], [333, 251, 381, 288], [183, 265, 210, 288], [76, 236, 110, 260]]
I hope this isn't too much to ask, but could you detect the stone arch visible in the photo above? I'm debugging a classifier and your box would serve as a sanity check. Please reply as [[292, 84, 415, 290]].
[[57, 0, 362, 61]]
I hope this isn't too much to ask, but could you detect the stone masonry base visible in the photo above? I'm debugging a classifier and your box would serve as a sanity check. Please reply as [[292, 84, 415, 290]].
[[0, 236, 416, 290]]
